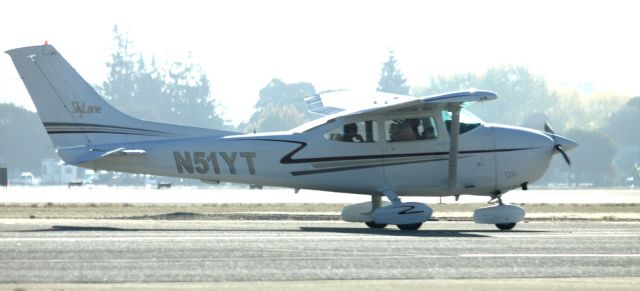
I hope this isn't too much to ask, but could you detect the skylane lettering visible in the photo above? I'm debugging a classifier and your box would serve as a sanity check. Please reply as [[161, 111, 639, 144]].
[[173, 151, 256, 175], [71, 101, 102, 118]]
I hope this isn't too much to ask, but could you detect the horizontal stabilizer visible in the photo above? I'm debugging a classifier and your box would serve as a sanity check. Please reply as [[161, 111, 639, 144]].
[[304, 94, 344, 115], [62, 147, 146, 165]]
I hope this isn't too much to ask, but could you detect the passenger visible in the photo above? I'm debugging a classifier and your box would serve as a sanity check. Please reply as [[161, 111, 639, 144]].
[[407, 119, 422, 137], [341, 123, 364, 142], [390, 122, 416, 141]]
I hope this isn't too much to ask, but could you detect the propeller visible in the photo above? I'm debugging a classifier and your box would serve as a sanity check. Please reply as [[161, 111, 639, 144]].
[[544, 122, 571, 166]]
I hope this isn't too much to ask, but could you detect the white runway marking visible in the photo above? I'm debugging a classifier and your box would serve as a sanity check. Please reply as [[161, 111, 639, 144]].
[[494, 233, 640, 238], [461, 254, 640, 258]]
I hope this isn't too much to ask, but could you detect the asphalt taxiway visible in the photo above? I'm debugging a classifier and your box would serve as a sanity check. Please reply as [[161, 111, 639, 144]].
[[0, 219, 639, 289]]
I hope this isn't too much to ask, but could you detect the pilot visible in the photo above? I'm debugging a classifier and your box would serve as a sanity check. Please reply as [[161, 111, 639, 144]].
[[423, 126, 436, 139], [341, 123, 364, 142]]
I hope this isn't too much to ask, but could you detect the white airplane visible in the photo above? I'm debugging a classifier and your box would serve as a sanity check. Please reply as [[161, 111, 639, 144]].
[[6, 44, 577, 231]]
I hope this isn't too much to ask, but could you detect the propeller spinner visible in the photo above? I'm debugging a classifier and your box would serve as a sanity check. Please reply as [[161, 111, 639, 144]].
[[544, 122, 577, 166]]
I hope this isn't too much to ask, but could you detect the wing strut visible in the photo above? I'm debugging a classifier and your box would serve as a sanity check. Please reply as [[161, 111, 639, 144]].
[[448, 103, 462, 194]]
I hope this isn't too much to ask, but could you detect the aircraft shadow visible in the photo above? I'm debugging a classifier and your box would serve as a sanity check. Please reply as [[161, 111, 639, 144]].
[[300, 227, 546, 237]]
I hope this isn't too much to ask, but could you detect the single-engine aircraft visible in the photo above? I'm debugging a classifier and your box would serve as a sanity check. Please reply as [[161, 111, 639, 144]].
[[6, 44, 577, 231]]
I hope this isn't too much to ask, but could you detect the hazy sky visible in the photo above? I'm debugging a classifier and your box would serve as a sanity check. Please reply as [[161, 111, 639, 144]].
[[1, 0, 638, 125]]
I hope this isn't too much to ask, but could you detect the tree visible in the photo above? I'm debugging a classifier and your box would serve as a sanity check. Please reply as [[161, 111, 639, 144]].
[[99, 26, 227, 129], [377, 51, 410, 95], [474, 65, 554, 126], [243, 79, 316, 132], [418, 73, 477, 96], [0, 104, 57, 177], [413, 65, 554, 127], [606, 96, 640, 145], [565, 129, 617, 186], [162, 59, 225, 129], [101, 25, 149, 115]]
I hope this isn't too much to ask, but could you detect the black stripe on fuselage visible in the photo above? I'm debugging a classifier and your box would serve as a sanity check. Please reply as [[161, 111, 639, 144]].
[[248, 139, 534, 164], [44, 122, 171, 133], [290, 157, 452, 176], [43, 122, 175, 136], [283, 147, 533, 164], [46, 130, 170, 136]]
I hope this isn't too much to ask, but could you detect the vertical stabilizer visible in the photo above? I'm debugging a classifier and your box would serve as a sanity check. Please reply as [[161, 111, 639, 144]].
[[6, 44, 235, 149]]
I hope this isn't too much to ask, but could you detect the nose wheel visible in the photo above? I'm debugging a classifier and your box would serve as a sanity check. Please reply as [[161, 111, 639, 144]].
[[495, 223, 516, 230], [478, 192, 523, 231]]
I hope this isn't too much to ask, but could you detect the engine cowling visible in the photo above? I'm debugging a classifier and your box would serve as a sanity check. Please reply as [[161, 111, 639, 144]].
[[473, 204, 525, 224], [372, 202, 433, 225]]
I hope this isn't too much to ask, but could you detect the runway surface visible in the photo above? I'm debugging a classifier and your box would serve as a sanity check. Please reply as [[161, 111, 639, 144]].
[[0, 219, 639, 286]]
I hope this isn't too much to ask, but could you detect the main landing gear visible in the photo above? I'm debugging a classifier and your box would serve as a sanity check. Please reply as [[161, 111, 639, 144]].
[[365, 221, 388, 229], [368, 190, 432, 231], [364, 195, 388, 229], [340, 190, 432, 231]]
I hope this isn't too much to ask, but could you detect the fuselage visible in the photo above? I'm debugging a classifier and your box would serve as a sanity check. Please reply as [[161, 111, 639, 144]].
[[71, 108, 564, 197]]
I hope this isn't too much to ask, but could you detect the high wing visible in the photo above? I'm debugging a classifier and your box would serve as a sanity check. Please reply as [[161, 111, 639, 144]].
[[304, 90, 497, 117]]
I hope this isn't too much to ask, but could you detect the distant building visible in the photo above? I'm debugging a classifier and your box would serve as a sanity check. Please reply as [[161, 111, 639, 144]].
[[614, 145, 640, 186], [615, 145, 640, 172], [1, 165, 8, 187], [41, 159, 80, 185], [11, 172, 41, 185]]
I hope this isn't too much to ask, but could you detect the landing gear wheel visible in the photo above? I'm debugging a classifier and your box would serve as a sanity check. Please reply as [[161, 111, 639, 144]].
[[397, 223, 422, 231], [495, 223, 516, 230], [365, 221, 388, 229]]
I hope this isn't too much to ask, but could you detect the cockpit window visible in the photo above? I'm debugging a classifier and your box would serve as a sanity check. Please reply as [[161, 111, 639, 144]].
[[324, 121, 378, 143], [442, 108, 483, 135], [385, 116, 438, 142]]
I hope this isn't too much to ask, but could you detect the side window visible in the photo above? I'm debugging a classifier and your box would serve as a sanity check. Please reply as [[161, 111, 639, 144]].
[[385, 116, 438, 142], [324, 121, 378, 143]]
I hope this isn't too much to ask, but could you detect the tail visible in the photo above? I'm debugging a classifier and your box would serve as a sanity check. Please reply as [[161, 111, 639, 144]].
[[5, 44, 235, 150]]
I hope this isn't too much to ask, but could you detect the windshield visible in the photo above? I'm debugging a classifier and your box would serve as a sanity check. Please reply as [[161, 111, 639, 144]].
[[442, 108, 483, 135], [291, 116, 336, 133]]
